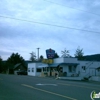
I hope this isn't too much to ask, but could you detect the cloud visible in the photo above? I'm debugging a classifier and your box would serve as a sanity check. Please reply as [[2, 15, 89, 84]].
[[0, 0, 100, 60]]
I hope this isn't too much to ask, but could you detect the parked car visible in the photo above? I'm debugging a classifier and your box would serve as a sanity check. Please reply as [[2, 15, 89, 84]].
[[17, 70, 27, 75]]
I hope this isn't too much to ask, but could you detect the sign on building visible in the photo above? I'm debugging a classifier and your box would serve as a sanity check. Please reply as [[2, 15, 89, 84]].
[[42, 59, 53, 64], [46, 48, 55, 59]]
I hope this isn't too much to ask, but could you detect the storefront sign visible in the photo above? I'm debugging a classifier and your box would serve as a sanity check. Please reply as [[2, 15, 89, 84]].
[[42, 59, 53, 64], [46, 48, 55, 59]]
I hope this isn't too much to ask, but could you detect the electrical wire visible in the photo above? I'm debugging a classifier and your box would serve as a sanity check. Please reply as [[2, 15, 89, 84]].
[[43, 0, 100, 16], [0, 15, 100, 34]]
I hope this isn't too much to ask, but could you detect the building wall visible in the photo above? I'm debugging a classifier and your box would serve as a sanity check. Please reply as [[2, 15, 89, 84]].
[[59, 60, 100, 78], [61, 65, 68, 76], [54, 57, 78, 64], [28, 63, 43, 76], [28, 63, 36, 76], [28, 58, 100, 79], [54, 57, 64, 63], [77, 61, 100, 79], [90, 76, 100, 82], [64, 58, 78, 63]]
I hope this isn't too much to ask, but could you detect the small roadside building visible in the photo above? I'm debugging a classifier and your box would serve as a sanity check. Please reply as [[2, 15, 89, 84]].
[[28, 62, 48, 76], [28, 57, 100, 81], [28, 57, 80, 77]]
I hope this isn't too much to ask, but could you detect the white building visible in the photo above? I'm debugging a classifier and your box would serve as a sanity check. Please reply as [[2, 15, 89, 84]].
[[28, 57, 100, 81], [28, 62, 48, 76]]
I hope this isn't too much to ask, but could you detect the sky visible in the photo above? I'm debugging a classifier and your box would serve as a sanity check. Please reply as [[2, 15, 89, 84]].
[[0, 0, 100, 60]]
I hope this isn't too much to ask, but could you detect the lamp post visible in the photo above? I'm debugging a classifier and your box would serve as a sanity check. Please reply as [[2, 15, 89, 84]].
[[37, 48, 40, 61]]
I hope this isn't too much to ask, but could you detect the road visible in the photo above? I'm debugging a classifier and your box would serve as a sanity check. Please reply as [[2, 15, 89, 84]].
[[0, 74, 100, 100]]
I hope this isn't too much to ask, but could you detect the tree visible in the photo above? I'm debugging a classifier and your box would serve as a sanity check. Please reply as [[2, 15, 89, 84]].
[[74, 46, 84, 60], [61, 48, 71, 57], [6, 53, 26, 68], [0, 56, 3, 73], [39, 55, 44, 62], [54, 53, 59, 58], [30, 52, 36, 61]]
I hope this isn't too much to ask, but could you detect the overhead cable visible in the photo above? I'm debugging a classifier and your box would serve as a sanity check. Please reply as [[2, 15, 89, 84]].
[[0, 15, 100, 34]]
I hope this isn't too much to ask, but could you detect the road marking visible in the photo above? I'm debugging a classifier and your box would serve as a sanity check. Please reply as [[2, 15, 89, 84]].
[[22, 84, 77, 100], [36, 83, 57, 86], [58, 83, 100, 90]]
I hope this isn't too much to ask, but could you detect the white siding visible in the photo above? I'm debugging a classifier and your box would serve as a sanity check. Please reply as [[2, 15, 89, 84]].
[[27, 58, 100, 80], [54, 57, 78, 64], [77, 61, 100, 78], [28, 63, 44, 76], [54, 58, 64, 63], [28, 63, 36, 76], [64, 58, 78, 63]]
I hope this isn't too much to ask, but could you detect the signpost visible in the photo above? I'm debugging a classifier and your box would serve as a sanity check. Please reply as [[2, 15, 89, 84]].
[[46, 48, 55, 59], [42, 48, 55, 76], [46, 48, 55, 76]]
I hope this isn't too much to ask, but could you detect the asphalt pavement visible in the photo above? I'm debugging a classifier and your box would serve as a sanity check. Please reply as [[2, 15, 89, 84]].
[[0, 74, 100, 100]]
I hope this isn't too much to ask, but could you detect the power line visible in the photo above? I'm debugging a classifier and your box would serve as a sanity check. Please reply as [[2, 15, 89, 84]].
[[43, 0, 100, 16], [0, 15, 100, 34]]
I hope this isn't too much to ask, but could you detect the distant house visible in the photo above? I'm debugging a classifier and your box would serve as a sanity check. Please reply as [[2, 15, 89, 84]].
[[13, 63, 27, 75], [6, 63, 27, 75]]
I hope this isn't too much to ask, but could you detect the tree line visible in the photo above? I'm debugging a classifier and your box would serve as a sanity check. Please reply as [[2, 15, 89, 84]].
[[0, 47, 84, 73]]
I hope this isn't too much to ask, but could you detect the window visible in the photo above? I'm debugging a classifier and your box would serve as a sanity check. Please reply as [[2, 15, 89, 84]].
[[28, 68, 30, 72], [69, 66, 76, 72], [43, 67, 46, 71], [73, 66, 76, 72], [82, 66, 86, 72], [69, 66, 72, 72], [32, 68, 34, 72], [37, 68, 41, 72], [60, 67, 63, 72]]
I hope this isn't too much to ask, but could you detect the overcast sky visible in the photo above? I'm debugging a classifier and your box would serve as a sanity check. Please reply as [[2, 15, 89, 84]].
[[0, 0, 100, 60]]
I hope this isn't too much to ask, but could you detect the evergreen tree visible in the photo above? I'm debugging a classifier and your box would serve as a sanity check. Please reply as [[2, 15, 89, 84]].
[[6, 53, 26, 68], [74, 46, 84, 60], [0, 56, 3, 73], [54, 53, 59, 58], [39, 55, 44, 62]]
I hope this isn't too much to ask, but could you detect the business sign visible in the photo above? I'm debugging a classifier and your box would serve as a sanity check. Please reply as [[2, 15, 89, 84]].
[[42, 59, 53, 64], [46, 48, 55, 59]]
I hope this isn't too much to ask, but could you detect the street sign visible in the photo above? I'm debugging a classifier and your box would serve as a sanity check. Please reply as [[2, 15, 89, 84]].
[[46, 48, 55, 59]]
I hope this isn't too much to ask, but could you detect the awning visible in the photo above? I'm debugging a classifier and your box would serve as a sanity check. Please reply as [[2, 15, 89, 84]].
[[38, 62, 79, 68], [48, 63, 60, 67], [48, 63, 79, 67], [38, 64, 48, 68]]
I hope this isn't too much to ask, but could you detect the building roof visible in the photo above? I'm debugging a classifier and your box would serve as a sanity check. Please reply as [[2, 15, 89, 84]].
[[13, 63, 21, 69], [60, 63, 79, 66], [49, 63, 59, 67], [48, 63, 79, 67]]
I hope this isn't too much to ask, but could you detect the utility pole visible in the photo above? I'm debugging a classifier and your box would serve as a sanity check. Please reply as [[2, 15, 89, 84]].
[[37, 48, 40, 61]]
